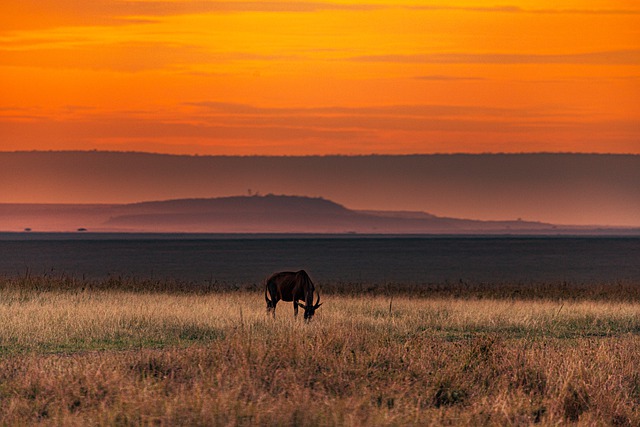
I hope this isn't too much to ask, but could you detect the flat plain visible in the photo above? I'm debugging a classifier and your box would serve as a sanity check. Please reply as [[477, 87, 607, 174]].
[[0, 277, 639, 425]]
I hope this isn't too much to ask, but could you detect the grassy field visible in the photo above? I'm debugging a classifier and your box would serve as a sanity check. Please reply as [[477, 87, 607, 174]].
[[0, 277, 639, 425]]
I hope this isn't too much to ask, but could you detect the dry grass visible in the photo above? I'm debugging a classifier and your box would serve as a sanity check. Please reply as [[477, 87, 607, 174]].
[[0, 278, 639, 425]]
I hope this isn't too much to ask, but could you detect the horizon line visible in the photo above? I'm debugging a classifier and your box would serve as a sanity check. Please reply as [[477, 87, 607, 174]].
[[2, 150, 639, 158]]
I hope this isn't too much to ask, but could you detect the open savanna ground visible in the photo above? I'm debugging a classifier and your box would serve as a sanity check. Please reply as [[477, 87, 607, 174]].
[[0, 277, 639, 425]]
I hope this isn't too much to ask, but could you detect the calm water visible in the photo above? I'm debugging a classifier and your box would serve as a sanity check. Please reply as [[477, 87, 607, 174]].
[[1, 234, 639, 285]]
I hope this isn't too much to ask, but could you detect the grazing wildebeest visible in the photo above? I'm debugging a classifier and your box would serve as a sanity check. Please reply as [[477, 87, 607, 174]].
[[264, 270, 322, 320]]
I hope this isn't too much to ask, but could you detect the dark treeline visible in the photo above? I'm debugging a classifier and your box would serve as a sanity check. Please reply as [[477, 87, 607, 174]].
[[3, 274, 640, 302]]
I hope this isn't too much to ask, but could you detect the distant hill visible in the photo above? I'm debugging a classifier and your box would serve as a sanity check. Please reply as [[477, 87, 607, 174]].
[[2, 194, 637, 234], [1, 151, 639, 227], [125, 195, 351, 215], [104, 194, 556, 233], [105, 195, 358, 232]]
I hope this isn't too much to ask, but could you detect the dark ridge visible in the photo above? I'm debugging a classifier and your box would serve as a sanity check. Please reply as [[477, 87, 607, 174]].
[[3, 274, 640, 301], [2, 151, 639, 229]]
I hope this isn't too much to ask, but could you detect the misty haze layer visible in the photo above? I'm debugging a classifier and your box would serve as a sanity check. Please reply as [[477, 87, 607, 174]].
[[0, 195, 569, 233], [1, 152, 639, 226]]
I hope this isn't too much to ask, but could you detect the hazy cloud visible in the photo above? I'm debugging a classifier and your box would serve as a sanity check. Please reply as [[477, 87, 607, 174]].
[[406, 5, 640, 15], [526, 8, 640, 15], [0, 1, 384, 31], [7, 102, 622, 152], [3, 110, 639, 157], [0, 39, 299, 72], [414, 75, 486, 81], [0, 114, 366, 142], [3, 1, 639, 33], [5, 0, 379, 17], [187, 102, 504, 116], [0, 42, 202, 72], [350, 50, 640, 65], [406, 5, 523, 13], [185, 102, 575, 120]]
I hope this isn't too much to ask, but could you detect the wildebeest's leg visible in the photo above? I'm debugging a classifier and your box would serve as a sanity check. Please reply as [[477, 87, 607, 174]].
[[266, 283, 278, 318], [294, 300, 299, 317]]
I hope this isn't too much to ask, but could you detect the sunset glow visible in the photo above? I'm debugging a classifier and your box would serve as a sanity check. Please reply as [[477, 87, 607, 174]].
[[1, 0, 639, 155]]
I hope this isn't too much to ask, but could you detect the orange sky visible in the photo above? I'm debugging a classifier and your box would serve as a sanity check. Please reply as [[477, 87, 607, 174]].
[[1, 0, 639, 155]]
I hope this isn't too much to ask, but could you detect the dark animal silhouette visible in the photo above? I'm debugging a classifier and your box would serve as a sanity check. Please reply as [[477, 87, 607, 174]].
[[264, 270, 322, 320]]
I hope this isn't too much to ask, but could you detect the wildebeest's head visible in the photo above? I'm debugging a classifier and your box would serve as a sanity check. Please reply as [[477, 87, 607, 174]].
[[297, 293, 322, 320]]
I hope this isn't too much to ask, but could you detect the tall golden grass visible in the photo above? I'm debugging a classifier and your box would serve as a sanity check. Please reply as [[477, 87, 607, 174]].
[[0, 277, 639, 425]]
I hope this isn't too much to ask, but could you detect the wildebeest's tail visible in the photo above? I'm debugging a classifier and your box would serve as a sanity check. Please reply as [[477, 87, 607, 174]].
[[264, 279, 271, 304]]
